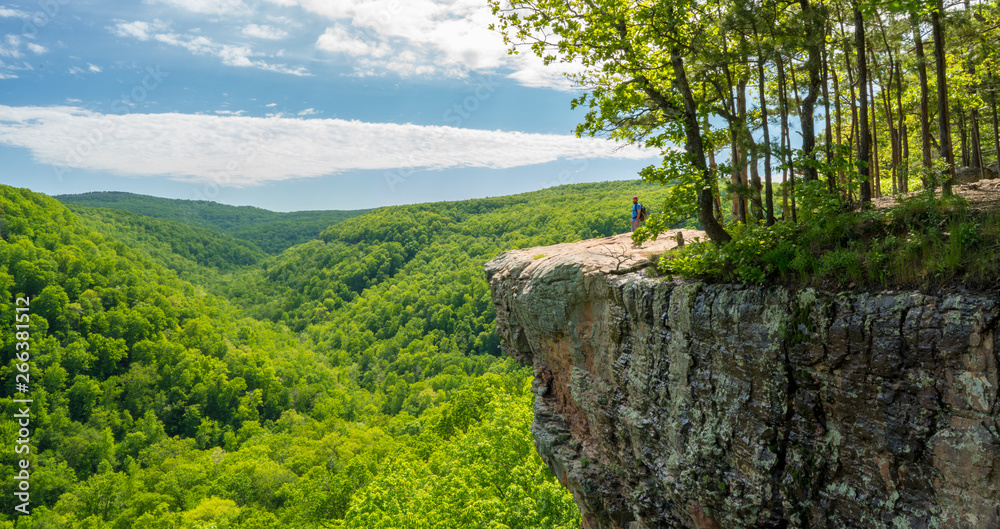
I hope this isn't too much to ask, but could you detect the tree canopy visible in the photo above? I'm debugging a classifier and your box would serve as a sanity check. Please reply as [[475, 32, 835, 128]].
[[2, 181, 668, 528], [490, 0, 1000, 245]]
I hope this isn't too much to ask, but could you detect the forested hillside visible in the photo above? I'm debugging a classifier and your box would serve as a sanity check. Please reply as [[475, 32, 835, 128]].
[[2, 180, 664, 528], [57, 192, 368, 254], [67, 207, 267, 287]]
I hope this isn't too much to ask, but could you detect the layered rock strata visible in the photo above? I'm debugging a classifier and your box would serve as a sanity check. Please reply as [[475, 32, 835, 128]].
[[485, 233, 1000, 529]]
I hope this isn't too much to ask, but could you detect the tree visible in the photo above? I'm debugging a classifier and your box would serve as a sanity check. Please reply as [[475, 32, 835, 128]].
[[931, 0, 956, 194], [855, 0, 873, 206], [489, 0, 731, 243]]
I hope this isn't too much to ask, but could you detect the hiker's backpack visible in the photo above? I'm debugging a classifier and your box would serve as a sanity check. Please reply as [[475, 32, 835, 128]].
[[638, 204, 648, 221]]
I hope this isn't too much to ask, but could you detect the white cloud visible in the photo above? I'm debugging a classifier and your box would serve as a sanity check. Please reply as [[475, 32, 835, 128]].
[[297, 108, 318, 116], [0, 105, 657, 186], [109, 20, 171, 41], [0, 57, 31, 79], [289, 0, 578, 89], [242, 24, 288, 40], [26, 42, 47, 54], [1, 34, 23, 58], [316, 26, 390, 58], [266, 15, 298, 26], [265, 102, 277, 107], [0, 7, 29, 18], [146, 0, 250, 16], [112, 21, 311, 76], [506, 55, 585, 91], [67, 63, 103, 76]]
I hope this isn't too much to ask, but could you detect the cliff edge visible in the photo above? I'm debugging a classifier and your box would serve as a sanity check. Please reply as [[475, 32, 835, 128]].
[[486, 232, 999, 529]]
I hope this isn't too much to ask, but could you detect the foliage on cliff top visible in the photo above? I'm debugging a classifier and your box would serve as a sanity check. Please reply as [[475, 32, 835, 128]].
[[655, 181, 1000, 292]]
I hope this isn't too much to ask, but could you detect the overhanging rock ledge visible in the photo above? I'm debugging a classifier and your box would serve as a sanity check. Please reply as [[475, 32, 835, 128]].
[[485, 232, 999, 529]]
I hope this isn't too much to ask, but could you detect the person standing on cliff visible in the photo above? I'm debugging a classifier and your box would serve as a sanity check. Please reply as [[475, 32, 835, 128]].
[[631, 195, 644, 231]]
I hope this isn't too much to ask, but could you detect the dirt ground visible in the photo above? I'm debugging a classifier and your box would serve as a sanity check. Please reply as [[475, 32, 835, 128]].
[[870, 177, 1000, 211]]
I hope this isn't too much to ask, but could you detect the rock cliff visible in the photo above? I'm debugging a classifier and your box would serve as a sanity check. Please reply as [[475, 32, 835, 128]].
[[485, 232, 1000, 529]]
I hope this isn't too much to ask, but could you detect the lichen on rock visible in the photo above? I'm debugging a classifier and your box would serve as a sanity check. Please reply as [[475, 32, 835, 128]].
[[486, 235, 1000, 529]]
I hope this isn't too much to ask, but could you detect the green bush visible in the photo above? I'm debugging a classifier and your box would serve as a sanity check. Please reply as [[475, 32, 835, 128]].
[[656, 186, 1000, 291]]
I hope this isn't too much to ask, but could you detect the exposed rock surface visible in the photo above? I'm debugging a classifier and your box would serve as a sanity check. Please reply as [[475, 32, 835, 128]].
[[486, 235, 1000, 529]]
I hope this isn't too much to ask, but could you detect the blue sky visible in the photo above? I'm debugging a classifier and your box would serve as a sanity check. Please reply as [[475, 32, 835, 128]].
[[0, 0, 661, 211]]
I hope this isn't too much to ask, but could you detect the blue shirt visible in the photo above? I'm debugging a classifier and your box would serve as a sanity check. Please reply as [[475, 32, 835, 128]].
[[632, 203, 641, 220]]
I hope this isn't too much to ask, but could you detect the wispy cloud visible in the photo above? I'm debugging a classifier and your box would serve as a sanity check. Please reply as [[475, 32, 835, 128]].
[[110, 20, 310, 76], [26, 42, 48, 54], [0, 57, 32, 79], [1, 34, 23, 58], [0, 105, 658, 186], [0, 7, 29, 18], [145, 0, 250, 16], [109, 20, 170, 41], [242, 23, 288, 40], [297, 108, 318, 116]]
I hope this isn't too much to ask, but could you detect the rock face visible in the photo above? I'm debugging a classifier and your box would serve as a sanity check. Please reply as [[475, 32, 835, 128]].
[[485, 234, 1000, 529]]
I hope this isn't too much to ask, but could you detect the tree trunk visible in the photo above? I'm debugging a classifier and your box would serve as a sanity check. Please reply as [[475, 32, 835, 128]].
[[704, 112, 725, 225], [832, 50, 846, 194], [969, 79, 984, 178], [972, 107, 984, 177], [822, 33, 835, 192], [732, 126, 747, 223], [992, 71, 1000, 171], [931, 0, 955, 196], [876, 11, 900, 195], [869, 72, 881, 198], [911, 13, 932, 183], [882, 85, 898, 194], [739, 91, 763, 221], [958, 104, 969, 167], [749, 144, 763, 221], [722, 53, 748, 224], [839, 10, 859, 203], [669, 47, 731, 243], [855, 2, 872, 207], [757, 49, 776, 226], [777, 53, 797, 221], [896, 63, 909, 192], [739, 77, 756, 220], [963, 0, 983, 181], [798, 0, 823, 182]]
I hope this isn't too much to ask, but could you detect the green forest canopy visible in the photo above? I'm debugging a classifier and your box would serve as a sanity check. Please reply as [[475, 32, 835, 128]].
[[57, 191, 369, 255], [2, 180, 665, 529]]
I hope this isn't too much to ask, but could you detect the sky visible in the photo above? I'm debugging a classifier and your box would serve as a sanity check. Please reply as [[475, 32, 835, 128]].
[[0, 0, 663, 211]]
